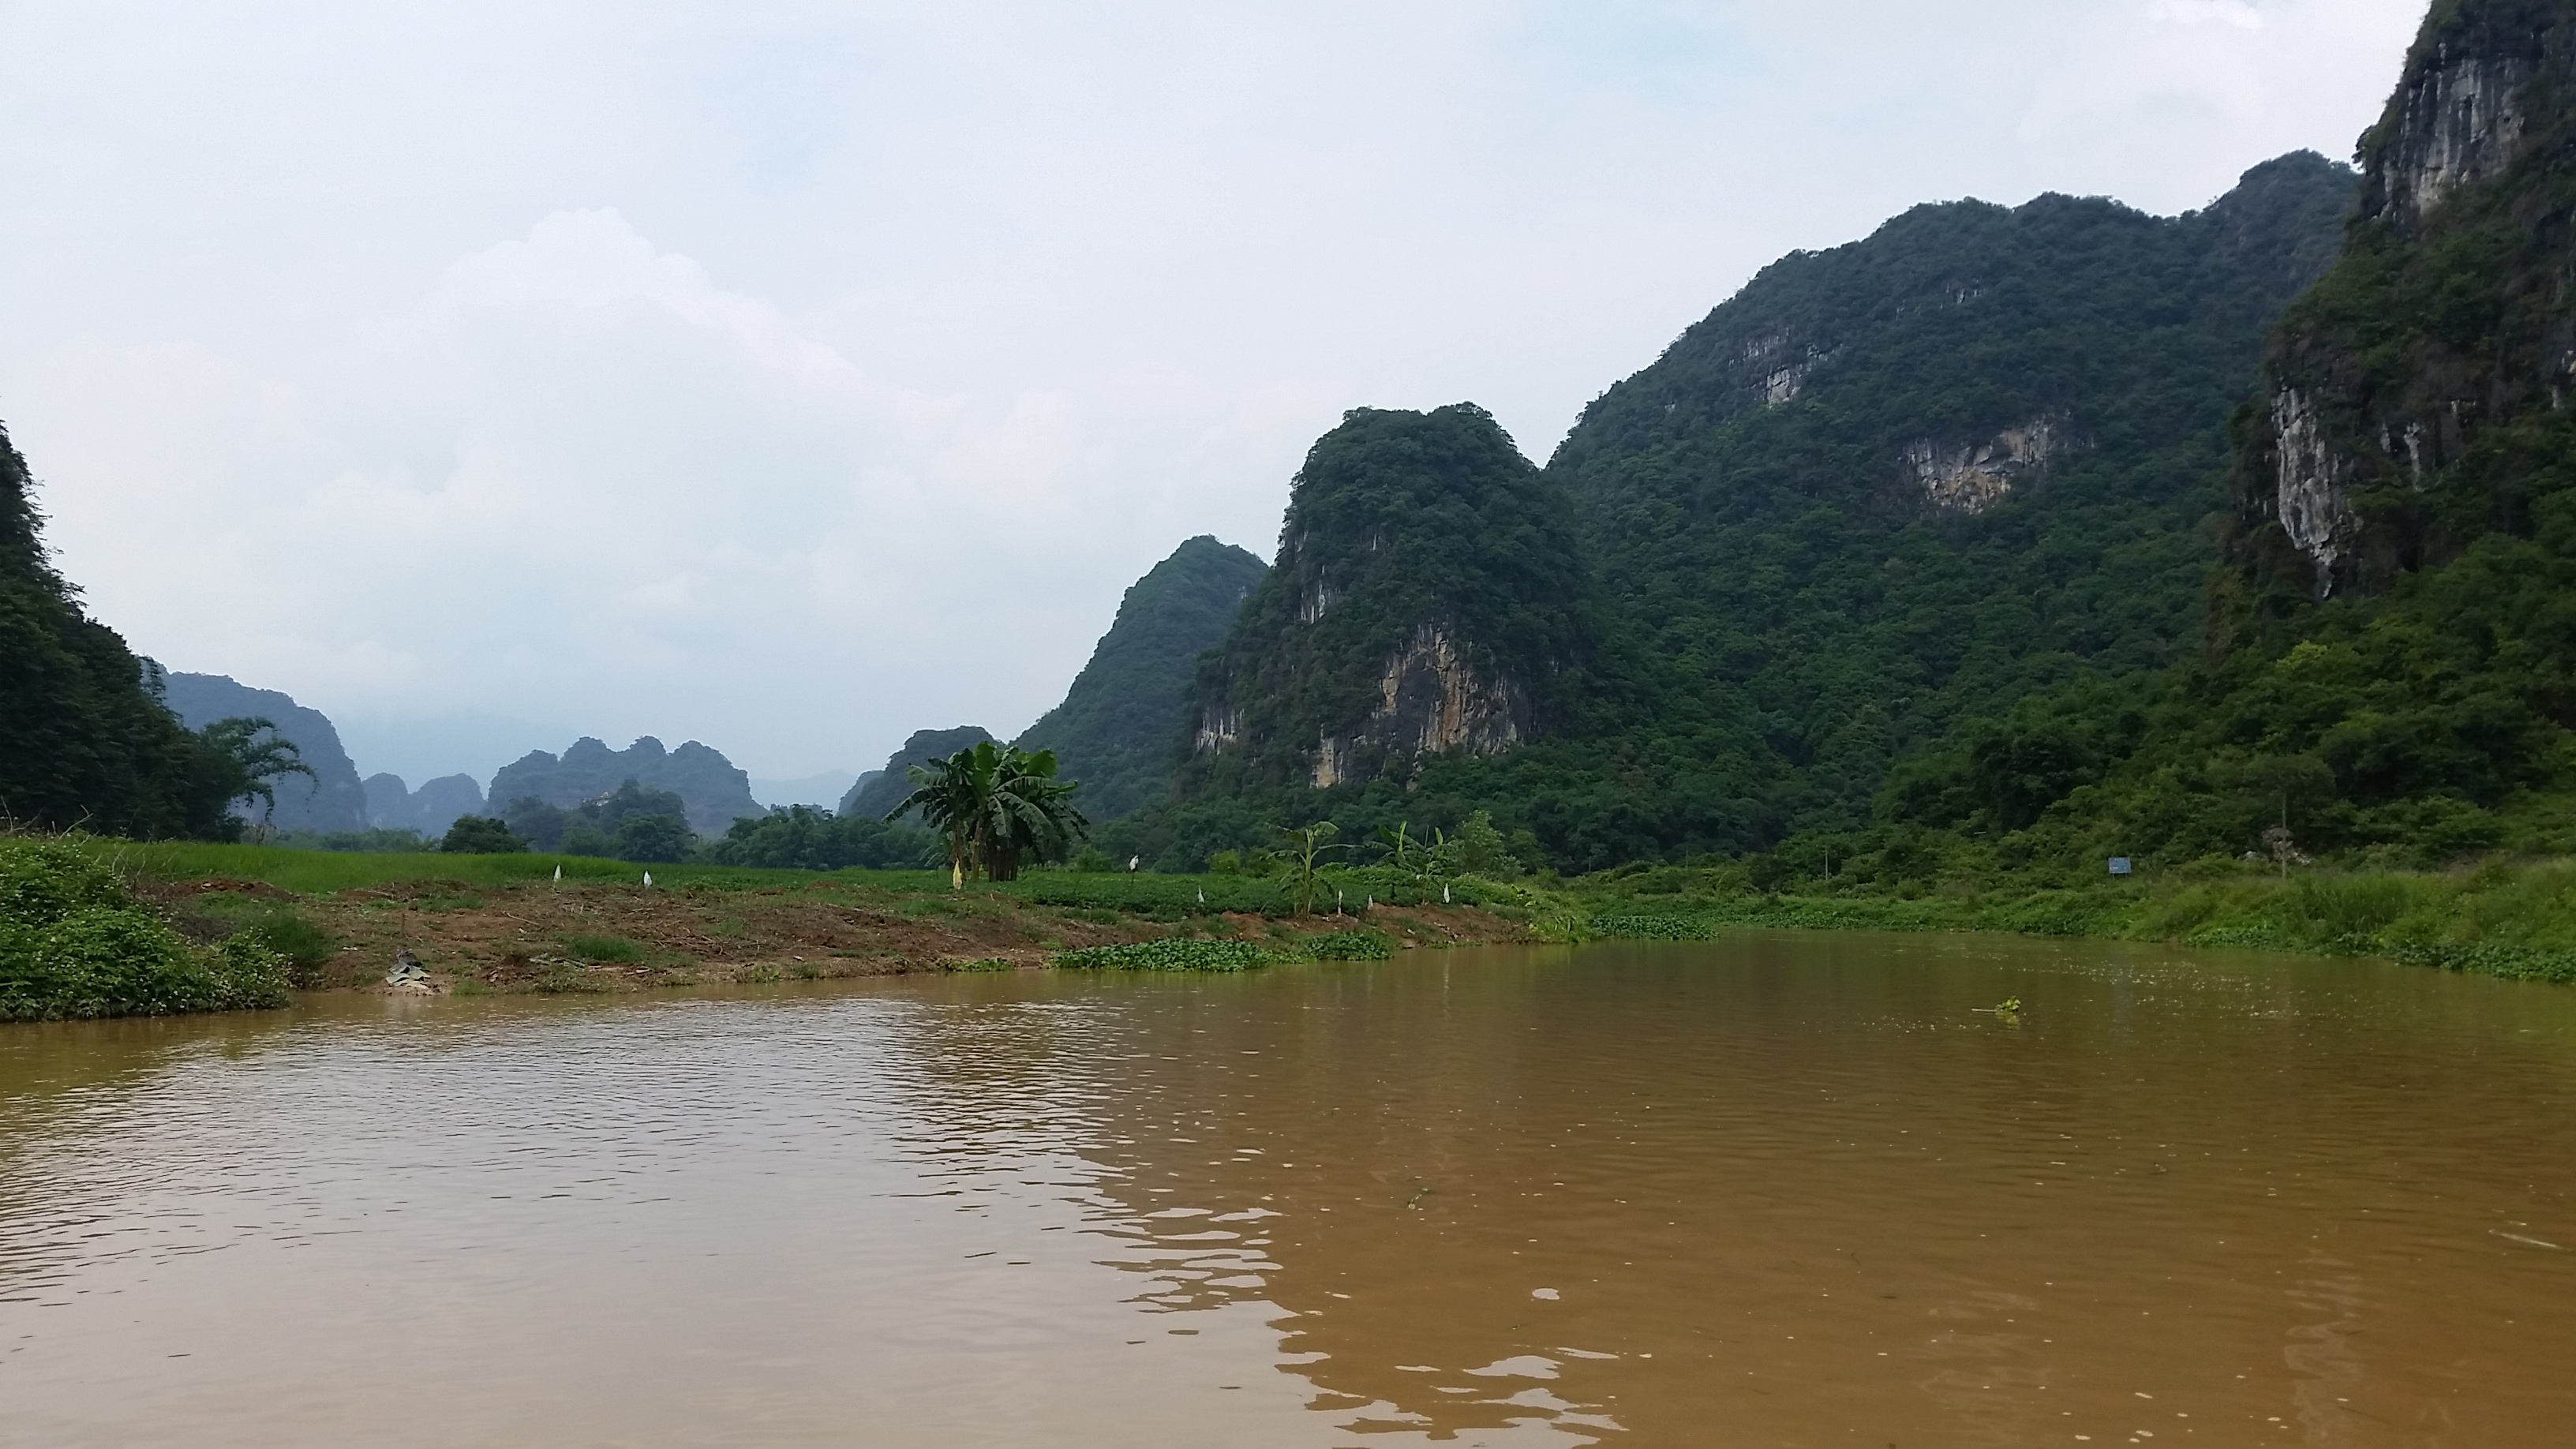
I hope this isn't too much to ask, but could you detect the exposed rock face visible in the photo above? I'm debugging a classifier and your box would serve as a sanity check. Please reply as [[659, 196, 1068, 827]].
[[2267, 388, 2357, 594], [1193, 702, 1241, 754], [159, 672, 369, 833], [1309, 624, 1529, 788], [2374, 38, 2536, 230], [1740, 330, 1833, 407], [1186, 404, 1594, 795], [1905, 419, 2063, 515], [2229, 0, 2576, 606]]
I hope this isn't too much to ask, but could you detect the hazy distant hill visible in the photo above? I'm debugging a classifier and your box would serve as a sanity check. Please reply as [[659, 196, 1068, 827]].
[[1017, 536, 1266, 819], [841, 728, 994, 821], [486, 736, 760, 834], [751, 770, 859, 811], [362, 773, 486, 837], [161, 672, 369, 833]]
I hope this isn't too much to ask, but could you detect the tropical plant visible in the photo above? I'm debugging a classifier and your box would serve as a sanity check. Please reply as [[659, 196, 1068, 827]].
[[189, 716, 316, 842], [889, 740, 1089, 887], [1276, 821, 1346, 915]]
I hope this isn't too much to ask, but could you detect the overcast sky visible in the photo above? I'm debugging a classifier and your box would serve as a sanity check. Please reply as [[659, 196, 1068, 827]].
[[0, 0, 2423, 786]]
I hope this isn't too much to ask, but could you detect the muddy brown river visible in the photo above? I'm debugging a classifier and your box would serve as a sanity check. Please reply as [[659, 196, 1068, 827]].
[[3, 932, 2572, 1446]]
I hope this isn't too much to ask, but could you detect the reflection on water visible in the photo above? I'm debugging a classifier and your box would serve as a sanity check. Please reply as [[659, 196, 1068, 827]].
[[2, 933, 2572, 1446]]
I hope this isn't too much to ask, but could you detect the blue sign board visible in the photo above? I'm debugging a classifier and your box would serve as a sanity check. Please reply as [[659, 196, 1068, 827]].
[[2107, 857, 2132, 876]]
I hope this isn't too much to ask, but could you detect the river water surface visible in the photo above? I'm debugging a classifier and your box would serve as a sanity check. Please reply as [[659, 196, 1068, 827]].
[[3, 932, 2572, 1447]]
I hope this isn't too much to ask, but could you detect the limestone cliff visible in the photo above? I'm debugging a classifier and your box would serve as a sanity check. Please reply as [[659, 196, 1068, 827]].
[[1185, 405, 1594, 795], [2229, 0, 2576, 605]]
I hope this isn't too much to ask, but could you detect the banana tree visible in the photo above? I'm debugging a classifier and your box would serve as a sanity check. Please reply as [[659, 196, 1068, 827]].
[[1276, 821, 1346, 915], [889, 740, 1088, 888]]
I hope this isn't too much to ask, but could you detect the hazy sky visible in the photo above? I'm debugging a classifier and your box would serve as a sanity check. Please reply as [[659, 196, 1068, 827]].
[[0, 0, 2423, 785]]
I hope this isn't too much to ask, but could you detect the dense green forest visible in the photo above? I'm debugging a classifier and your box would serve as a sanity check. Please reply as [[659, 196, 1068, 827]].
[[1015, 535, 1266, 819]]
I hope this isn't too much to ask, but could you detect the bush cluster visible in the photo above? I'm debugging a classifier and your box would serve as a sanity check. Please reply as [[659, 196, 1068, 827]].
[[0, 837, 290, 1020]]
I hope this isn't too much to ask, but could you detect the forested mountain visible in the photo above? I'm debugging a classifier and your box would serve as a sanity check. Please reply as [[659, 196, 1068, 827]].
[[1545, 152, 2359, 854], [485, 736, 759, 833], [0, 423, 227, 837], [160, 674, 368, 833], [841, 727, 994, 820], [1888, 0, 2576, 869], [1103, 153, 2360, 871], [1015, 535, 1265, 819]]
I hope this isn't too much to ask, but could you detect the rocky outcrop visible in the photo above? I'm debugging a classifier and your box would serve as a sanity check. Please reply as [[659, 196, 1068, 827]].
[[2369, 35, 2538, 230], [2268, 388, 2358, 595], [1308, 624, 1529, 788], [1905, 419, 2063, 515], [1740, 330, 1832, 408], [2228, 0, 2576, 606], [1185, 404, 1595, 796]]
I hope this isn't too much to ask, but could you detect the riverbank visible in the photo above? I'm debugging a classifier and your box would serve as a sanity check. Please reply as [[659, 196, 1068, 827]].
[[82, 841, 1530, 1002], [1565, 856, 2576, 983]]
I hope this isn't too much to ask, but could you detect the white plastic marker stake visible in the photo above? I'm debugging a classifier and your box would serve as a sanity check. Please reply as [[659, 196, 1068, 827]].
[[642, 871, 653, 889]]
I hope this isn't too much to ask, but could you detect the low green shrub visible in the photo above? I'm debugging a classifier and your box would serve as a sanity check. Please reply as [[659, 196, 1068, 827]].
[[1294, 928, 1393, 960], [0, 837, 290, 1020], [1589, 913, 1716, 941], [562, 933, 646, 964], [239, 908, 337, 986], [1050, 938, 1264, 972]]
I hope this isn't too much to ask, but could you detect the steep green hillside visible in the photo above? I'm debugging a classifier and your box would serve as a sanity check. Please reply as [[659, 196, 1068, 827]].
[[1548, 153, 2358, 852], [1184, 405, 1601, 790], [1015, 535, 1265, 819], [0, 423, 224, 837], [1884, 0, 2576, 871]]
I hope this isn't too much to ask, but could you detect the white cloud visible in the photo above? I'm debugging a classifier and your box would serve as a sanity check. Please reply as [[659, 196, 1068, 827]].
[[2152, 0, 2267, 28]]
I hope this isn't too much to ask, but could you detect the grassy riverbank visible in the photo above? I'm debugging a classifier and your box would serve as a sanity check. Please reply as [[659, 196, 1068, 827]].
[[1566, 856, 2576, 983], [19, 834, 2574, 1020], [18, 837, 1526, 1014]]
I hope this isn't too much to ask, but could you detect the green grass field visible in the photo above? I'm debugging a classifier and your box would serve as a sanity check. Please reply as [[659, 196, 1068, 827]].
[[86, 841, 1534, 917], [1571, 857, 2576, 982]]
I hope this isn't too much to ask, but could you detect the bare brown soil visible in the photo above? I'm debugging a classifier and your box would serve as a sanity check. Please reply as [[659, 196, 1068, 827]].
[[267, 879, 1530, 995]]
